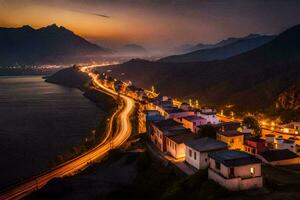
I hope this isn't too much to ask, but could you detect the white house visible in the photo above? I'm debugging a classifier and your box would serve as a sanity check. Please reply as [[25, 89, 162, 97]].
[[184, 137, 228, 169], [196, 108, 220, 125], [150, 119, 184, 152], [274, 137, 300, 154], [208, 150, 263, 191], [165, 129, 195, 159]]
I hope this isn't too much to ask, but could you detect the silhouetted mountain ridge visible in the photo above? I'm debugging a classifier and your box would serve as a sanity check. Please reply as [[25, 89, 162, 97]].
[[160, 34, 275, 62], [100, 24, 300, 116], [0, 24, 109, 66]]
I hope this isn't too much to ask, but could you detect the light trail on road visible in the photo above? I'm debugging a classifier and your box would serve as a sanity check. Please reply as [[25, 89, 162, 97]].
[[0, 68, 135, 200]]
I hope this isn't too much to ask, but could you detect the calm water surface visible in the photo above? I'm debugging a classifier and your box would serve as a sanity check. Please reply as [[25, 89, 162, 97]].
[[0, 76, 104, 189]]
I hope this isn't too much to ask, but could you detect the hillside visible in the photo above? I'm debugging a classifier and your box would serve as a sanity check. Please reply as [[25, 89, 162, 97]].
[[160, 34, 275, 63], [99, 25, 300, 115], [0, 24, 109, 66]]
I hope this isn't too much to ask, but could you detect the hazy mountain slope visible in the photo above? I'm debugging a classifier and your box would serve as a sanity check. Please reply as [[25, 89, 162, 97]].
[[100, 25, 300, 113], [160, 34, 275, 63], [0, 24, 108, 66]]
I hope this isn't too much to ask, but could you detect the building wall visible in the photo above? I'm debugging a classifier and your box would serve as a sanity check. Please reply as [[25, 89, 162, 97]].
[[208, 159, 263, 191], [217, 134, 244, 150], [197, 113, 220, 124], [182, 118, 207, 133], [185, 146, 201, 169], [166, 138, 187, 159]]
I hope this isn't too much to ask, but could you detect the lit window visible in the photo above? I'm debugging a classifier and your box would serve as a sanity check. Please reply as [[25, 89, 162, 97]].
[[250, 167, 255, 175]]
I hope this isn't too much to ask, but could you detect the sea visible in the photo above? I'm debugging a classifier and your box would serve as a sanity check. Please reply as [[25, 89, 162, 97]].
[[0, 76, 104, 189]]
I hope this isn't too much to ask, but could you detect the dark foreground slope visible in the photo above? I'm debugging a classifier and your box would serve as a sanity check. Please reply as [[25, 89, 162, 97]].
[[101, 25, 300, 114]]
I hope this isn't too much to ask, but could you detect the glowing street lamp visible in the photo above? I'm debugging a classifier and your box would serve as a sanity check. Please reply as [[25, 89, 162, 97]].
[[195, 100, 199, 108]]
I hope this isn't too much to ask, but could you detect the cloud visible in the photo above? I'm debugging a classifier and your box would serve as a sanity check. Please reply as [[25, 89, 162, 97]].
[[91, 13, 110, 18]]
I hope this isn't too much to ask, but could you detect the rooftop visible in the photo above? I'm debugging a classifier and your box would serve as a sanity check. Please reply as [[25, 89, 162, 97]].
[[209, 150, 261, 167], [182, 115, 204, 122], [259, 149, 299, 162], [246, 137, 265, 143], [164, 128, 193, 136], [167, 132, 195, 144], [218, 130, 243, 137], [185, 137, 228, 152], [152, 119, 182, 130]]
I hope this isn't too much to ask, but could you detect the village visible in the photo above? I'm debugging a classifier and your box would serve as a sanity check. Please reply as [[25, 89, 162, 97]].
[[93, 69, 300, 191]]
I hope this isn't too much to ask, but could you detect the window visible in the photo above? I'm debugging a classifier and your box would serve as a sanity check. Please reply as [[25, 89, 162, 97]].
[[205, 158, 208, 163], [250, 167, 255, 175], [215, 161, 220, 170], [251, 148, 255, 154], [189, 149, 192, 157], [229, 167, 235, 177], [230, 139, 234, 143], [194, 152, 197, 160]]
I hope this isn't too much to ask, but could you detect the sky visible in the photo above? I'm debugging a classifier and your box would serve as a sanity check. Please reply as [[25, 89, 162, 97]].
[[1, 0, 300, 50]]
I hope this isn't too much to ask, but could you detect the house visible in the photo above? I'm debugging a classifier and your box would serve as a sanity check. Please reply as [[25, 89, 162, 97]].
[[208, 150, 263, 191], [150, 119, 185, 152], [265, 134, 275, 149], [218, 122, 241, 131], [164, 107, 194, 119], [181, 116, 207, 133], [180, 102, 191, 111], [217, 130, 244, 150], [282, 122, 300, 134], [165, 129, 195, 159], [274, 137, 300, 154], [140, 110, 164, 134], [196, 108, 220, 125], [185, 137, 228, 169], [243, 137, 267, 155], [258, 149, 299, 166]]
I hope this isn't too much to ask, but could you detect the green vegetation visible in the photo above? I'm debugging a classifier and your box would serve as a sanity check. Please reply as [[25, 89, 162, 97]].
[[242, 116, 261, 136], [197, 125, 218, 138]]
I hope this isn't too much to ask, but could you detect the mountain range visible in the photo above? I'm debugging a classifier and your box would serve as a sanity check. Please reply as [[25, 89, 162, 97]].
[[118, 44, 147, 55], [0, 24, 108, 66], [161, 34, 275, 63], [98, 24, 300, 120]]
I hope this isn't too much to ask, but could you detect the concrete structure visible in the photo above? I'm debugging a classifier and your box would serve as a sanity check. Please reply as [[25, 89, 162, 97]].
[[185, 137, 228, 169], [274, 137, 300, 154], [140, 110, 164, 134], [150, 119, 184, 152], [196, 108, 220, 125], [165, 130, 195, 159], [181, 116, 207, 133], [258, 149, 300, 166], [217, 130, 244, 150], [243, 137, 267, 155], [208, 150, 263, 191]]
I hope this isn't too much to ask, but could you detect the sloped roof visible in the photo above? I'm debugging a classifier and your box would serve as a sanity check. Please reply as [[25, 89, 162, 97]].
[[259, 149, 299, 162], [209, 150, 261, 167], [185, 137, 228, 152]]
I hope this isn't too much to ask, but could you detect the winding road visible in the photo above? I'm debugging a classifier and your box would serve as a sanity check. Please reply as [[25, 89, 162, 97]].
[[0, 68, 135, 200]]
